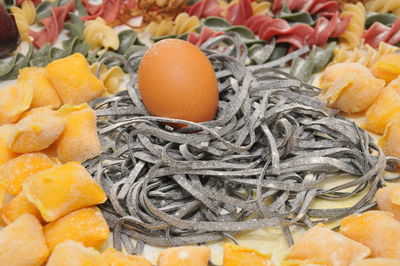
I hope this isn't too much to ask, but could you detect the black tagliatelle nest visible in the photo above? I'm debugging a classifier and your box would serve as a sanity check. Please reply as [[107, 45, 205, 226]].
[[84, 34, 396, 254]]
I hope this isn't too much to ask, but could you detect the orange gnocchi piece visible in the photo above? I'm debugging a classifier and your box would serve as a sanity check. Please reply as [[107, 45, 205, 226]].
[[7, 107, 66, 153], [352, 258, 400, 266], [18, 67, 62, 109], [0, 152, 55, 195], [285, 225, 370, 266], [281, 259, 328, 266], [365, 77, 400, 134], [376, 185, 400, 220], [371, 54, 400, 84], [340, 211, 400, 258], [378, 115, 400, 158], [1, 192, 44, 225], [322, 71, 384, 113], [46, 53, 105, 105], [223, 243, 274, 266], [102, 248, 152, 266], [54, 104, 101, 163], [47, 240, 108, 266], [158, 246, 211, 266], [44, 207, 109, 251], [0, 82, 33, 125], [23, 161, 107, 222], [0, 214, 49, 265], [0, 124, 19, 166], [320, 63, 373, 92]]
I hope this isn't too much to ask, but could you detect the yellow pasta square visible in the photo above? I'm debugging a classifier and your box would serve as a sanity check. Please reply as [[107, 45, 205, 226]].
[[23, 161, 106, 222], [45, 53, 105, 105]]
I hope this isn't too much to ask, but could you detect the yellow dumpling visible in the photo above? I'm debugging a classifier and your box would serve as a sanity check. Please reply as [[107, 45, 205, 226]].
[[223, 243, 274, 266], [158, 246, 211, 266], [54, 104, 101, 163], [320, 63, 373, 92], [0, 214, 49, 265], [7, 107, 66, 153], [281, 259, 328, 266], [340, 211, 400, 258], [18, 67, 62, 109], [44, 207, 109, 251], [46, 53, 105, 105], [102, 248, 152, 266], [23, 161, 107, 222], [286, 225, 370, 265], [0, 152, 55, 195], [378, 115, 400, 158], [1, 192, 44, 225], [0, 125, 19, 166], [352, 258, 400, 266], [371, 54, 400, 84], [47, 240, 108, 266], [376, 185, 400, 221], [321, 71, 385, 113], [0, 82, 33, 125], [365, 77, 400, 134]]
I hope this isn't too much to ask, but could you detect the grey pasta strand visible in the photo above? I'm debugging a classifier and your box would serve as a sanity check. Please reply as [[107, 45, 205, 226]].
[[84, 35, 390, 253]]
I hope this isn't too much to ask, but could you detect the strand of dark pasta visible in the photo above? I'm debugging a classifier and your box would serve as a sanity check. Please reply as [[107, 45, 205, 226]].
[[84, 35, 390, 254]]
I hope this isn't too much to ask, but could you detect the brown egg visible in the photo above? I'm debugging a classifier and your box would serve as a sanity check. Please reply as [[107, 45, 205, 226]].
[[137, 39, 219, 128]]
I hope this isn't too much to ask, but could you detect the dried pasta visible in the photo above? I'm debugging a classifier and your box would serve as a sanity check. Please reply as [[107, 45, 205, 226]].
[[145, 12, 199, 37], [339, 2, 366, 48], [219, 0, 270, 16], [10, 0, 36, 42], [332, 42, 400, 68], [89, 63, 125, 95], [84, 17, 119, 50], [365, 0, 400, 16]]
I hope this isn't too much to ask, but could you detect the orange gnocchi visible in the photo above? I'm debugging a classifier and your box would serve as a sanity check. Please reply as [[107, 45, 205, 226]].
[[7, 107, 66, 153], [376, 185, 400, 220], [0, 82, 33, 125], [371, 54, 400, 84], [1, 192, 44, 225], [158, 246, 211, 266], [0, 152, 55, 195], [46, 53, 105, 105], [23, 161, 107, 222], [54, 104, 101, 163], [102, 248, 152, 266], [18, 67, 62, 109], [340, 211, 400, 258], [223, 243, 274, 266], [0, 214, 49, 265], [286, 225, 370, 266], [44, 207, 109, 251], [46, 240, 107, 266]]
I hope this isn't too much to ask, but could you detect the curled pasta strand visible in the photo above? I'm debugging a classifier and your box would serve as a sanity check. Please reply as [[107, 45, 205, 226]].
[[365, 0, 400, 16], [10, 0, 36, 42], [339, 2, 366, 48], [84, 17, 120, 50], [145, 12, 200, 37]]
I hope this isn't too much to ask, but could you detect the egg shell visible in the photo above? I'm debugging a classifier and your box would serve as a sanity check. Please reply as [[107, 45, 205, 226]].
[[138, 39, 219, 127]]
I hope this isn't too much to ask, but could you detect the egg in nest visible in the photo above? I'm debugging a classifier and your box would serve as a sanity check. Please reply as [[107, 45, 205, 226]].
[[137, 39, 219, 128]]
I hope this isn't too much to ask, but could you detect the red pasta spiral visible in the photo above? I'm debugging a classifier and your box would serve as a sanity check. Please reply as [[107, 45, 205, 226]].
[[186, 0, 224, 18], [82, 0, 126, 23], [363, 18, 400, 49], [29, 0, 74, 48], [272, 0, 339, 18], [186, 26, 223, 47], [225, 0, 253, 25]]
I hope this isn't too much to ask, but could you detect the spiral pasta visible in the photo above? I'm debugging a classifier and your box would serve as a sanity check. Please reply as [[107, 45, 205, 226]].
[[365, 0, 400, 16], [10, 0, 36, 42], [332, 42, 400, 68], [83, 17, 119, 50], [219, 0, 270, 16], [339, 2, 366, 48], [89, 63, 125, 95], [145, 12, 200, 37]]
